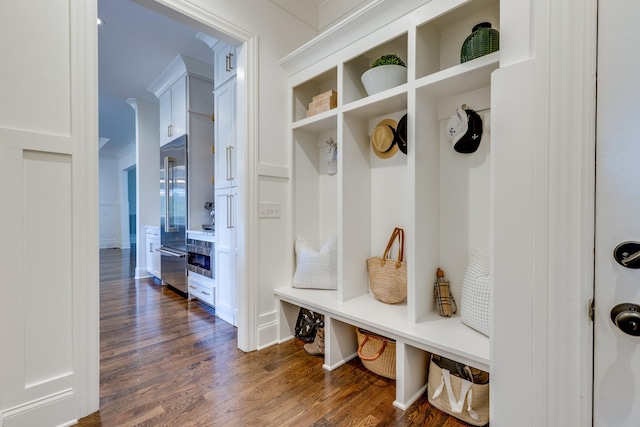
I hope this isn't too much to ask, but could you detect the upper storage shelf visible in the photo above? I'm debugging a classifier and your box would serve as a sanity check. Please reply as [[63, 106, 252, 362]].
[[292, 67, 338, 123], [415, 0, 500, 80], [343, 33, 408, 105]]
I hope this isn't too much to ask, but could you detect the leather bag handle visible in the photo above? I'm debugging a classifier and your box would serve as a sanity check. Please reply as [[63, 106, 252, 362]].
[[357, 335, 387, 361], [380, 227, 405, 268]]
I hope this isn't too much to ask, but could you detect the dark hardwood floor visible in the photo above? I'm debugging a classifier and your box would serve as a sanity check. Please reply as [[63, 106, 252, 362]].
[[77, 248, 475, 427]]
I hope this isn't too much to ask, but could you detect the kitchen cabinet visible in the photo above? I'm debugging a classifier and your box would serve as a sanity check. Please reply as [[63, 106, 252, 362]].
[[149, 54, 215, 232], [186, 230, 215, 308], [215, 186, 237, 326], [158, 76, 187, 147], [214, 42, 236, 89], [145, 226, 161, 279], [214, 76, 237, 189], [188, 272, 215, 308]]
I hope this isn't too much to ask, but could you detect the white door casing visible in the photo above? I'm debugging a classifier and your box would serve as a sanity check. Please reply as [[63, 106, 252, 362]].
[[594, 1, 640, 425]]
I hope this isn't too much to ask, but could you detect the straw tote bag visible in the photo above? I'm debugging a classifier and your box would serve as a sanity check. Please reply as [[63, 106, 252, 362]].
[[427, 358, 490, 426], [367, 227, 407, 304]]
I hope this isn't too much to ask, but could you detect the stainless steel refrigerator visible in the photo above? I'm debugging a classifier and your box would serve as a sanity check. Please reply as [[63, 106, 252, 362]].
[[158, 135, 187, 293]]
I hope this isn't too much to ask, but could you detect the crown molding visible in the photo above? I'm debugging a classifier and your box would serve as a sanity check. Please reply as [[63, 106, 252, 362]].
[[147, 54, 213, 97]]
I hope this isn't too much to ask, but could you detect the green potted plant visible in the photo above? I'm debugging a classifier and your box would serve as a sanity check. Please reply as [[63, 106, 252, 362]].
[[361, 54, 407, 96]]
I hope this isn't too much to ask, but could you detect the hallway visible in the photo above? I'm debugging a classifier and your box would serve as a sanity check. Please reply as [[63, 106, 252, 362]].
[[77, 249, 472, 426]]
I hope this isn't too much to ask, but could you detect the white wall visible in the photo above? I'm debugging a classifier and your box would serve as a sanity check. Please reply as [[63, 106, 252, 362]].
[[130, 99, 160, 278], [492, 0, 596, 425]]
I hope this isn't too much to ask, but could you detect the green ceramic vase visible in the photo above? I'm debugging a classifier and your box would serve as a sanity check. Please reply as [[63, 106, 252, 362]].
[[460, 22, 499, 63]]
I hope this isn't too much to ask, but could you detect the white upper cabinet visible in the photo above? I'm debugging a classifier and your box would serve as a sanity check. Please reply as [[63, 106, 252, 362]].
[[214, 42, 237, 89], [148, 54, 214, 147], [158, 76, 187, 146]]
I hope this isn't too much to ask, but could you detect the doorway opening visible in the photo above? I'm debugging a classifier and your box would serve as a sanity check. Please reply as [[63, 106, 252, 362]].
[[97, 0, 256, 351]]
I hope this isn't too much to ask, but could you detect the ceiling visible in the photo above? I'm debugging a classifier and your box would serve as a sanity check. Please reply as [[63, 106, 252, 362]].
[[98, 0, 217, 156], [97, 0, 372, 156]]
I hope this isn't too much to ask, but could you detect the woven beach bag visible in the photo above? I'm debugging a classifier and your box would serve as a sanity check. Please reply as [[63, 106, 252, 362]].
[[366, 227, 407, 304], [356, 328, 396, 379], [427, 357, 490, 426]]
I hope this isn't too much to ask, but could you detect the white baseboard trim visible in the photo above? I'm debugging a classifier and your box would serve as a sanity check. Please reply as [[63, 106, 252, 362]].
[[257, 318, 279, 350], [2, 389, 76, 427], [135, 268, 152, 279], [99, 239, 119, 249]]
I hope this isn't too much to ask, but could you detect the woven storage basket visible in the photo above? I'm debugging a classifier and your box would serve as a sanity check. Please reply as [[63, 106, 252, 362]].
[[356, 328, 396, 379], [367, 227, 407, 304]]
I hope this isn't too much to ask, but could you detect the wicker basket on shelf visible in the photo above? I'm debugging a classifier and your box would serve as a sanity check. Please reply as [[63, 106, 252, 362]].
[[356, 328, 396, 379]]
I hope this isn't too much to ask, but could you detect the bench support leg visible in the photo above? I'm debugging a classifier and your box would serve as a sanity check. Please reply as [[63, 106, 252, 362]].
[[394, 342, 429, 410], [323, 316, 358, 371]]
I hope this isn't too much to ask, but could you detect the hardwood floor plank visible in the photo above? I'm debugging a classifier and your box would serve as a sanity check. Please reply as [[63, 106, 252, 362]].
[[76, 249, 484, 426]]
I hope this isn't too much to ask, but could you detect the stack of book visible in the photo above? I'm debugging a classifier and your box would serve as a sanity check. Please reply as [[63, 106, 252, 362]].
[[306, 90, 337, 118]]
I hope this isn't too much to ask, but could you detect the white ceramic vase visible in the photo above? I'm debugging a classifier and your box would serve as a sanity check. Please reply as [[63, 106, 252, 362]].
[[361, 64, 407, 96]]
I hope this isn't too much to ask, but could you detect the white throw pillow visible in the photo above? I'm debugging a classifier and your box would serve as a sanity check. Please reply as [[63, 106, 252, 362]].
[[460, 248, 490, 336], [292, 235, 337, 290]]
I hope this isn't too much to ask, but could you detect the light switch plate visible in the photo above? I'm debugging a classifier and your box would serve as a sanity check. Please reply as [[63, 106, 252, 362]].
[[259, 202, 280, 218]]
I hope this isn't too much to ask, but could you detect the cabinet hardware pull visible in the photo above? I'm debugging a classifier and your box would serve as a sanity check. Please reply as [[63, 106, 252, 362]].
[[168, 124, 172, 137], [229, 194, 234, 229], [227, 145, 234, 181], [228, 53, 234, 71], [157, 247, 185, 257], [163, 156, 178, 233], [202, 291, 210, 296]]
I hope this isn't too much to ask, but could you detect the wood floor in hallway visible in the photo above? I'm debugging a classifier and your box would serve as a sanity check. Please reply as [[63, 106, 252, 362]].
[[76, 248, 476, 427]]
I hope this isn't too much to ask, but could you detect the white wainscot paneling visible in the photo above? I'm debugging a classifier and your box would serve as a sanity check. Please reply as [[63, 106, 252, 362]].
[[0, 2, 71, 136], [257, 311, 279, 349], [23, 151, 74, 385]]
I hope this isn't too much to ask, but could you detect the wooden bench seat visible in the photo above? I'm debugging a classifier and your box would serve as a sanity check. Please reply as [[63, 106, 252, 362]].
[[275, 286, 489, 410]]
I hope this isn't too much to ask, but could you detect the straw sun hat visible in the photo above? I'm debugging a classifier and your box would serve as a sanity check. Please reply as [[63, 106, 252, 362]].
[[371, 118, 399, 159], [371, 115, 408, 158]]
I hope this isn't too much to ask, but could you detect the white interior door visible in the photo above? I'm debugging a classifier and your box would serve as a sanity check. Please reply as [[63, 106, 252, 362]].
[[594, 1, 640, 425]]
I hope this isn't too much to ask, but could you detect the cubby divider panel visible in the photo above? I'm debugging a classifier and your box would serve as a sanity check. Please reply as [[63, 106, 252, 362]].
[[410, 94, 441, 322], [340, 114, 372, 302], [394, 342, 430, 410], [324, 316, 359, 371]]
